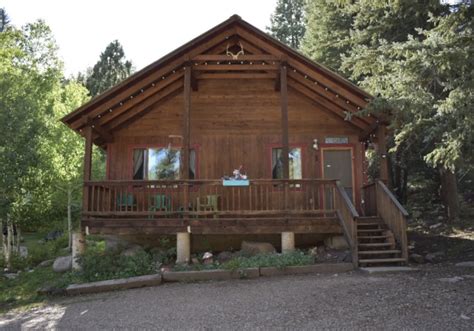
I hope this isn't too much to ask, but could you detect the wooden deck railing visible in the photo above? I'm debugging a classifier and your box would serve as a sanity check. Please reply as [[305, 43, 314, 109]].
[[82, 179, 340, 219], [334, 181, 359, 266], [363, 180, 409, 261]]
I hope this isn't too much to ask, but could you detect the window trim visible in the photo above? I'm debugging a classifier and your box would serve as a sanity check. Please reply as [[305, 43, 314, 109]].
[[128, 144, 200, 180]]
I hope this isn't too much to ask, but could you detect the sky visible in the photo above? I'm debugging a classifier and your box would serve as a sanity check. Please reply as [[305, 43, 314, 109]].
[[3, 0, 277, 76]]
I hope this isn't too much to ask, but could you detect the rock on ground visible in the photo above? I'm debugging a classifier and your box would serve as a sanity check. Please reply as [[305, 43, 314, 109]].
[[324, 236, 349, 250], [410, 253, 425, 264], [53, 256, 72, 273], [37, 259, 54, 268], [216, 251, 233, 263], [456, 261, 474, 267], [120, 244, 144, 257], [241, 241, 276, 256]]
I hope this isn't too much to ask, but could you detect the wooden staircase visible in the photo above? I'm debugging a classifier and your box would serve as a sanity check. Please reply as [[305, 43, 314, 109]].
[[357, 216, 407, 266]]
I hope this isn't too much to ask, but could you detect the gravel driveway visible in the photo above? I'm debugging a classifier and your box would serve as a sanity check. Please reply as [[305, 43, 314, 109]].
[[1, 264, 473, 330]]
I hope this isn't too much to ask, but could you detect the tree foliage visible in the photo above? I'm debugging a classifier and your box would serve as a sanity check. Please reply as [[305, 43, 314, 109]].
[[268, 0, 306, 49], [84, 40, 133, 96], [301, 0, 473, 219]]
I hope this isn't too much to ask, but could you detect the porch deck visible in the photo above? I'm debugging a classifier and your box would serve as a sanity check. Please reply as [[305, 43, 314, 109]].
[[81, 179, 355, 236]]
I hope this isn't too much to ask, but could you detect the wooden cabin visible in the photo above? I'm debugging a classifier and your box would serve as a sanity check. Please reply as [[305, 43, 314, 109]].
[[62, 15, 408, 267]]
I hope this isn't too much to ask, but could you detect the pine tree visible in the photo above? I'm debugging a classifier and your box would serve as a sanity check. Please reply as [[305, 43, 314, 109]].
[[268, 0, 306, 49], [0, 8, 10, 32], [85, 40, 133, 96], [301, 0, 352, 71]]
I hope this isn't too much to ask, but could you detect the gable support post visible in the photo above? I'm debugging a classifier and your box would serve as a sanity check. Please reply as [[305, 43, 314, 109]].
[[80, 126, 93, 254], [83, 126, 93, 208], [280, 61, 290, 211], [177, 62, 192, 264]]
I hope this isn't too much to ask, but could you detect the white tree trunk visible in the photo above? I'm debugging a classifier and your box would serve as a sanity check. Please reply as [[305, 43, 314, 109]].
[[67, 186, 73, 252], [6, 216, 12, 270]]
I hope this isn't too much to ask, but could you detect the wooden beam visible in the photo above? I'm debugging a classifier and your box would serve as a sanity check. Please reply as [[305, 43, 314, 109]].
[[92, 123, 113, 142], [73, 71, 184, 130], [193, 64, 279, 71], [234, 26, 369, 108], [288, 79, 368, 131], [192, 54, 279, 61], [107, 79, 183, 131], [196, 73, 276, 80], [111, 88, 183, 132], [280, 62, 290, 212], [191, 72, 198, 91], [182, 64, 192, 180], [288, 70, 372, 126], [82, 126, 93, 213], [66, 26, 238, 127], [280, 63, 290, 180]]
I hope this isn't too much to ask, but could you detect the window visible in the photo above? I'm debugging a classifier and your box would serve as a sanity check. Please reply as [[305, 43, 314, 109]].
[[133, 147, 196, 180], [271, 147, 302, 179]]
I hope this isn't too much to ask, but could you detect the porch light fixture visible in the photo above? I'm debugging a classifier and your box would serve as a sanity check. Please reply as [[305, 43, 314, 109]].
[[312, 139, 319, 150]]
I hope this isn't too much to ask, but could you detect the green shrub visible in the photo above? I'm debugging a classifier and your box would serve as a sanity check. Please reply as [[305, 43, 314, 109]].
[[77, 248, 155, 282], [222, 251, 314, 270]]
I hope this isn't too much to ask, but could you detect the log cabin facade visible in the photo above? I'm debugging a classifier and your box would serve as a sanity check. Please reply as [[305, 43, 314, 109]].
[[62, 15, 408, 266]]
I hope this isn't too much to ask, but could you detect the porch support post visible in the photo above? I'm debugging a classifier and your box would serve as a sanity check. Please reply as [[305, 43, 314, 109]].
[[182, 62, 192, 210], [79, 125, 92, 260], [83, 125, 93, 209], [176, 232, 191, 264], [280, 61, 290, 210], [281, 232, 295, 253], [376, 125, 389, 185]]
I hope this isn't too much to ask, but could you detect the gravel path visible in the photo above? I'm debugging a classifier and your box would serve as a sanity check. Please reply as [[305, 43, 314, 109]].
[[1, 264, 473, 330]]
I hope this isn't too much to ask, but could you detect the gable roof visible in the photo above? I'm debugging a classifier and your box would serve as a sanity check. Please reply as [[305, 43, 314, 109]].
[[62, 15, 376, 146]]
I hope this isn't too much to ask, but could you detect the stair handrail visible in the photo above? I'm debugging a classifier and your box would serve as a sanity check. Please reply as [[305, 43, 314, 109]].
[[375, 180, 409, 261], [334, 181, 359, 267]]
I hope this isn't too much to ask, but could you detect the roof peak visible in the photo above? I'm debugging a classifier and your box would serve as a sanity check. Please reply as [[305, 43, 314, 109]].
[[229, 14, 242, 21]]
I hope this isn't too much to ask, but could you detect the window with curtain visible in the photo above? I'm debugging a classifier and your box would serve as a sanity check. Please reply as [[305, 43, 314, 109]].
[[271, 147, 302, 180], [133, 147, 196, 180]]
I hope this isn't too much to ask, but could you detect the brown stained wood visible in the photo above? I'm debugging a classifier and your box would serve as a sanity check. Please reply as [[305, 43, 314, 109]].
[[196, 73, 276, 80], [193, 64, 279, 71], [288, 79, 367, 131], [288, 70, 372, 126], [280, 63, 290, 182], [192, 55, 279, 61], [234, 26, 369, 108], [82, 126, 93, 213], [64, 25, 239, 126], [111, 88, 183, 132], [92, 123, 113, 142], [108, 80, 183, 131]]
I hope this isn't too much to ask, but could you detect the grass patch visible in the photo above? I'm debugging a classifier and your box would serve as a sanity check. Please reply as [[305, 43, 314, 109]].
[[0, 267, 77, 314], [222, 251, 314, 270], [172, 251, 315, 272]]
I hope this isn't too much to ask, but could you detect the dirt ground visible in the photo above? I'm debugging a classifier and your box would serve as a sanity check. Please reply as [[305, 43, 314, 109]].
[[1, 263, 473, 330]]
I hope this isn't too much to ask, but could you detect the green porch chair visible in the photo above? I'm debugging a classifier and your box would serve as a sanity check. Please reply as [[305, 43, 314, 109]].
[[196, 195, 219, 218], [116, 193, 136, 211], [148, 194, 172, 218]]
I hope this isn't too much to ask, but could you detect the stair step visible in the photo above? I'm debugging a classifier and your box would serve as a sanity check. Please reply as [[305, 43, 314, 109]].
[[357, 224, 382, 229], [358, 243, 393, 247], [359, 250, 401, 255], [358, 229, 385, 233], [359, 258, 406, 264], [358, 235, 390, 239]]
